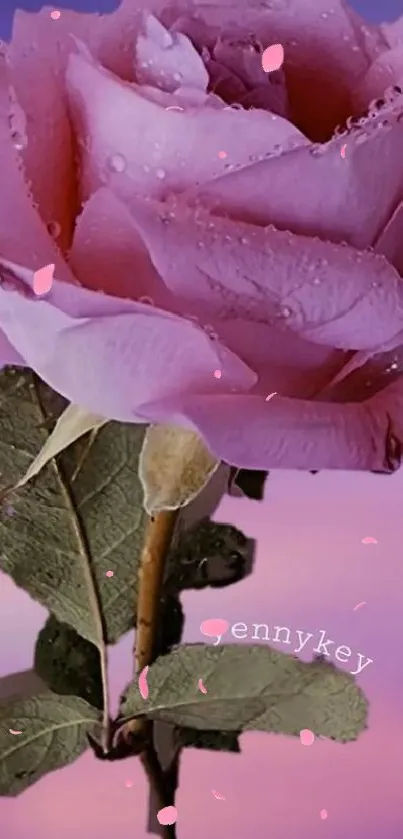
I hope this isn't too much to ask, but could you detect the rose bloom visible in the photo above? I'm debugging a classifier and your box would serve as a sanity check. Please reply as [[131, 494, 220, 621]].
[[1, 0, 403, 473]]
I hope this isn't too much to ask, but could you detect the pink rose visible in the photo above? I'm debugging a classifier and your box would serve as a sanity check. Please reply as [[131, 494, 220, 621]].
[[1, 0, 403, 472]]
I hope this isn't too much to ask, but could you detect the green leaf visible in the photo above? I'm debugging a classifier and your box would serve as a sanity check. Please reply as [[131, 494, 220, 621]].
[[0, 690, 101, 796], [0, 369, 148, 644], [119, 644, 368, 743], [34, 615, 103, 710]]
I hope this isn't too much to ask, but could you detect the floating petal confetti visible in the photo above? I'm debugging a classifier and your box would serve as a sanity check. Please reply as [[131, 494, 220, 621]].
[[138, 665, 149, 699], [218, 150, 227, 159], [9, 729, 23, 735], [105, 570, 114, 577], [157, 806, 178, 826], [200, 618, 229, 645], [214, 369, 222, 379], [261, 43, 284, 73], [165, 105, 184, 111], [50, 9, 61, 19], [198, 678, 207, 694], [320, 809, 328, 820], [299, 728, 315, 746], [33, 263, 55, 295], [361, 536, 378, 544], [125, 779, 133, 788], [353, 601, 367, 611], [265, 391, 277, 402], [341, 144, 347, 158], [212, 790, 226, 800]]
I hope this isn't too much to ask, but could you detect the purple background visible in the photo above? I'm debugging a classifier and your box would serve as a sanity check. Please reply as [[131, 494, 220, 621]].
[[1, 1, 403, 838]]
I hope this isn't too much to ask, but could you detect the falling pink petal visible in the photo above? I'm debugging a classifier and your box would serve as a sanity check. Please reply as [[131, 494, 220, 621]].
[[340, 144, 347, 158], [218, 151, 227, 159], [33, 263, 55, 295], [299, 728, 315, 746], [105, 570, 114, 577], [157, 806, 178, 826], [200, 618, 229, 646], [50, 10, 61, 19], [261, 44, 284, 73], [198, 678, 207, 694], [214, 369, 222, 378], [353, 601, 367, 611], [9, 729, 23, 735], [320, 809, 328, 820], [361, 536, 378, 544], [212, 790, 226, 800], [138, 665, 149, 700], [125, 779, 133, 788], [164, 106, 184, 111], [265, 391, 277, 402]]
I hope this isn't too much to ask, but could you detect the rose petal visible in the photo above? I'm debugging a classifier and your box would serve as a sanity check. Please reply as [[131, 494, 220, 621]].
[[122, 195, 403, 351], [6, 0, 169, 249], [381, 16, 403, 48], [0, 51, 75, 287], [0, 265, 255, 421], [137, 391, 392, 473], [185, 95, 403, 249], [135, 14, 209, 93], [375, 200, 403, 278], [168, 0, 375, 142], [69, 186, 174, 306], [352, 48, 403, 113], [65, 49, 308, 204]]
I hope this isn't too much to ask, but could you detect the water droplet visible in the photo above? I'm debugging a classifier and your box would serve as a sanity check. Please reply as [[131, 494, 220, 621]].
[[11, 131, 27, 151], [313, 277, 321, 285], [156, 168, 166, 180], [107, 153, 127, 173], [138, 296, 155, 305], [279, 305, 292, 319]]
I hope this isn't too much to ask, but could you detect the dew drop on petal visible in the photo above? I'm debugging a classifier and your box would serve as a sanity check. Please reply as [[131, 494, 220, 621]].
[[156, 168, 166, 180], [261, 43, 284, 73], [157, 806, 178, 826], [107, 153, 127, 173]]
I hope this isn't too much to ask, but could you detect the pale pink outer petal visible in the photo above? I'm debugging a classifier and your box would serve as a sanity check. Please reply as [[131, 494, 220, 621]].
[[6, 0, 176, 249], [184, 96, 403, 249], [381, 17, 403, 48], [121, 195, 403, 351], [65, 50, 308, 205], [69, 186, 174, 307], [352, 47, 403, 112], [0, 52, 74, 282], [0, 268, 256, 421], [375, 200, 403, 279], [135, 13, 209, 93], [136, 389, 395, 473]]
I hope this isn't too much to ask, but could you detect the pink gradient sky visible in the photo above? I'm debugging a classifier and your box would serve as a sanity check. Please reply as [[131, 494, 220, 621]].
[[1, 467, 403, 839]]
